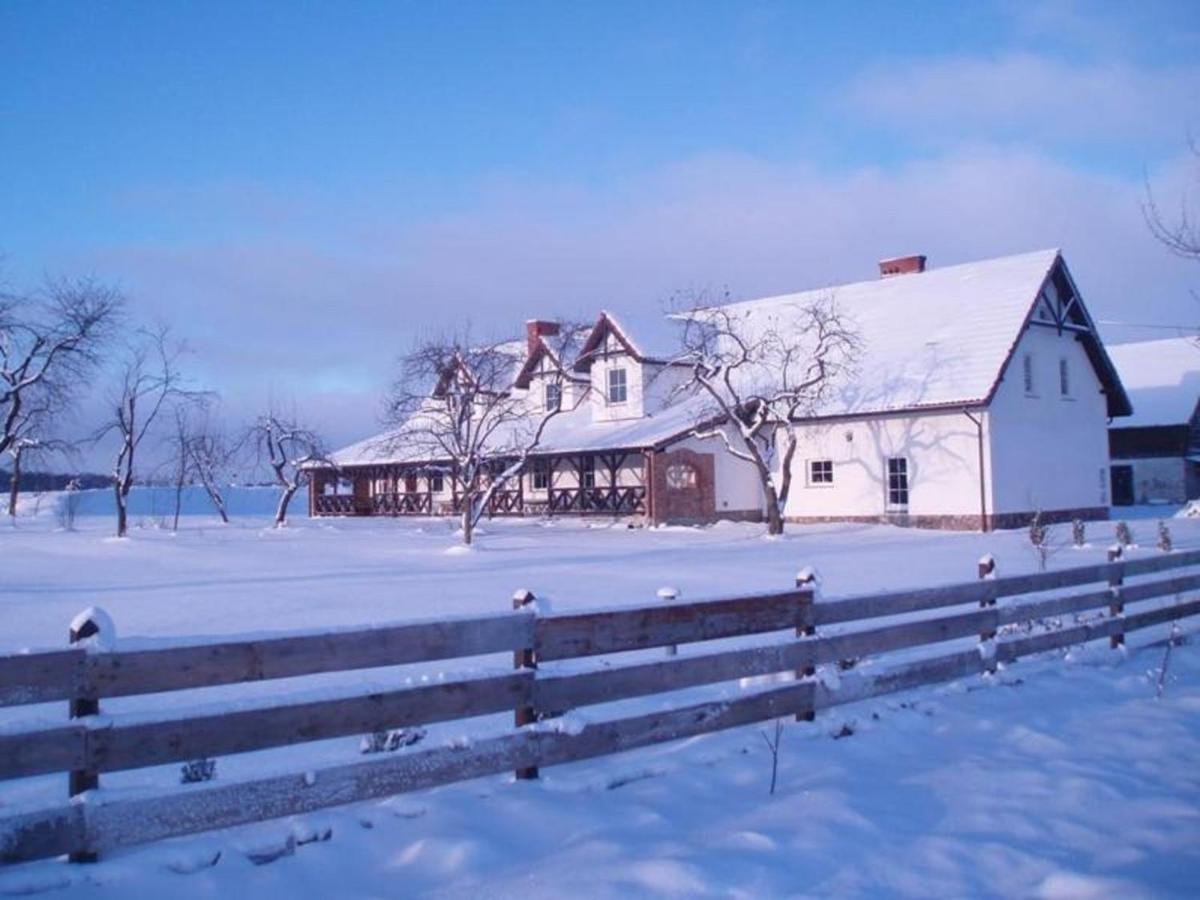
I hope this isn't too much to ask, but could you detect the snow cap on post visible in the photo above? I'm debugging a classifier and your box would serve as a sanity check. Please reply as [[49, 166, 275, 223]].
[[978, 554, 996, 581], [656, 586, 680, 602], [69, 607, 116, 650], [795, 567, 820, 595]]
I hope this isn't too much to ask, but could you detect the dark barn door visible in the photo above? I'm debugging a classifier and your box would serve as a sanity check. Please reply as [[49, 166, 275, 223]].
[[1111, 465, 1134, 506]]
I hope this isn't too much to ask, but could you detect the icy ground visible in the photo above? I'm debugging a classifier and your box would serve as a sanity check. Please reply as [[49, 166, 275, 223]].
[[1, 494, 1198, 897]]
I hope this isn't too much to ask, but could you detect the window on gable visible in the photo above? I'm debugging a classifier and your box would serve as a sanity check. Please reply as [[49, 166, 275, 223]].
[[808, 459, 834, 486], [1022, 353, 1035, 395], [886, 457, 909, 508], [544, 381, 561, 412], [607, 367, 628, 404], [1059, 358, 1070, 397]]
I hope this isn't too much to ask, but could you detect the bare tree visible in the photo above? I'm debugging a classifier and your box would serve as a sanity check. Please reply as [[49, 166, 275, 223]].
[[381, 326, 588, 546], [95, 327, 194, 537], [1, 276, 121, 460], [1144, 138, 1200, 263], [671, 293, 859, 535], [5, 395, 72, 519], [159, 398, 232, 529], [186, 411, 237, 524], [249, 413, 326, 527]]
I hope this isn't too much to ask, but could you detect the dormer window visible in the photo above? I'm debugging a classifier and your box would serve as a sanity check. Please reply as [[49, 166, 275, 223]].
[[607, 367, 627, 405], [544, 381, 561, 412]]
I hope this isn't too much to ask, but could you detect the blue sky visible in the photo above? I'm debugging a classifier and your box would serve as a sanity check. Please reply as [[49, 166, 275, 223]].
[[2, 0, 1199, 455]]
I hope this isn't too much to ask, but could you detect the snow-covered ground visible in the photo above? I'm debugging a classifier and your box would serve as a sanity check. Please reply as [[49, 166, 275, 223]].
[[1, 492, 1198, 897]]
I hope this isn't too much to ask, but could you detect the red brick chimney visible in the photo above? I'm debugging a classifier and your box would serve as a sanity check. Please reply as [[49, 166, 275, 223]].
[[526, 319, 560, 355], [878, 255, 927, 278]]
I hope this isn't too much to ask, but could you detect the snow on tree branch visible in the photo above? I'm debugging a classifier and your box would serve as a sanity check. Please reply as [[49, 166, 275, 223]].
[[379, 324, 590, 545], [668, 289, 860, 535]]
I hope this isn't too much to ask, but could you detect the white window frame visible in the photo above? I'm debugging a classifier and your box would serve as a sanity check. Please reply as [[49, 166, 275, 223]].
[[429, 472, 444, 493], [544, 381, 562, 412], [606, 367, 628, 405], [807, 459, 834, 486], [886, 456, 909, 509]]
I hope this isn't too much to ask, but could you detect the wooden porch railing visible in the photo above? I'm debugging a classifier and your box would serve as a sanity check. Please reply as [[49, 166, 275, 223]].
[[1, 549, 1198, 865], [548, 485, 647, 514], [373, 492, 434, 515]]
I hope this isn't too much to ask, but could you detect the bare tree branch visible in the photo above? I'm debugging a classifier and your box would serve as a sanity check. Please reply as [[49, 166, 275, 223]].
[[668, 289, 860, 535], [379, 324, 589, 545]]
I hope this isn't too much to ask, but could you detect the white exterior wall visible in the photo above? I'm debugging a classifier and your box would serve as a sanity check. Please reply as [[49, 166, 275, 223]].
[[673, 429, 765, 516], [780, 411, 988, 522], [590, 338, 645, 421], [987, 325, 1110, 516]]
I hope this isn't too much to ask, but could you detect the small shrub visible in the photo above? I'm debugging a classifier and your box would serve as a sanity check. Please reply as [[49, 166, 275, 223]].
[[180, 757, 217, 784], [1115, 520, 1133, 548], [1072, 518, 1086, 548], [1028, 511, 1051, 571], [1157, 520, 1173, 552]]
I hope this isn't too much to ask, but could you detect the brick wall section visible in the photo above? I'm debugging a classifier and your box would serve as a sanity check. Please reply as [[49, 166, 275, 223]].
[[786, 506, 1110, 531]]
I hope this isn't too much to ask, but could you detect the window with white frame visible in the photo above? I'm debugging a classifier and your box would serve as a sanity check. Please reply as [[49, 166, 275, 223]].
[[430, 472, 444, 493], [1022, 353, 1035, 395], [886, 457, 909, 508], [1059, 358, 1070, 397], [606, 367, 627, 404], [808, 459, 834, 486], [544, 381, 561, 412], [531, 459, 550, 491]]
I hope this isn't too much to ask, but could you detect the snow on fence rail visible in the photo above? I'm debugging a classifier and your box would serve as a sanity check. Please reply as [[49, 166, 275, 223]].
[[2, 549, 1199, 865]]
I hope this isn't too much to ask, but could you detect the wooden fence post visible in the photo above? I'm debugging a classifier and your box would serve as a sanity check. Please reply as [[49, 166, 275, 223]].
[[68, 607, 112, 864], [1108, 545, 1125, 649], [978, 554, 998, 674], [657, 587, 679, 656], [795, 568, 817, 722], [511, 589, 539, 781]]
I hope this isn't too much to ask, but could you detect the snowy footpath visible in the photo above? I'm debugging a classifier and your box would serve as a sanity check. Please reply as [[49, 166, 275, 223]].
[[1, 500, 1198, 897]]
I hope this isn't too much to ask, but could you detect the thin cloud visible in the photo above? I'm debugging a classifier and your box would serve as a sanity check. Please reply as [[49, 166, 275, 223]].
[[842, 53, 1200, 147]]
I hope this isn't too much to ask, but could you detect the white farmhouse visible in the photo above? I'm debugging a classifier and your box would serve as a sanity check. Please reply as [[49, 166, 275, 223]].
[[1106, 337, 1200, 506], [314, 248, 1130, 531]]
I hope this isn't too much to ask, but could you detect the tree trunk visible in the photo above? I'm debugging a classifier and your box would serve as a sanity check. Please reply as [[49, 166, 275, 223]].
[[172, 474, 184, 533], [115, 483, 128, 537], [460, 503, 474, 546], [7, 450, 21, 518], [275, 483, 298, 527], [764, 481, 785, 536], [204, 482, 230, 524]]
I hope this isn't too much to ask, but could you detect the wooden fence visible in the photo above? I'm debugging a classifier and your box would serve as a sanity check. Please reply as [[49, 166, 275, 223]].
[[1, 547, 1198, 866]]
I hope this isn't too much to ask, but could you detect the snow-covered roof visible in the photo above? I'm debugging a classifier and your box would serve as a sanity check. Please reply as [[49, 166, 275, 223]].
[[707, 248, 1129, 418], [1106, 337, 1200, 428], [329, 249, 1131, 468], [329, 392, 712, 467]]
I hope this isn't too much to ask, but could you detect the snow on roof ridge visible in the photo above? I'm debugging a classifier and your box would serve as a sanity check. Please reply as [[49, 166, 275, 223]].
[[714, 247, 1061, 312]]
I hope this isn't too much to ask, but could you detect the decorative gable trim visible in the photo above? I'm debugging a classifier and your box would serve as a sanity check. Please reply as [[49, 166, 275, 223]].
[[985, 253, 1132, 418]]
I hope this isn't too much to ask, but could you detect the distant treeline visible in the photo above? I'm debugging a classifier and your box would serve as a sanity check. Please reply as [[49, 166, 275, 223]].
[[1, 471, 111, 492]]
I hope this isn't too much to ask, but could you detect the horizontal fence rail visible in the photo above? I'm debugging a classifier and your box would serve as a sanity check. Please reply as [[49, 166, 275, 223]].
[[1, 549, 1198, 865]]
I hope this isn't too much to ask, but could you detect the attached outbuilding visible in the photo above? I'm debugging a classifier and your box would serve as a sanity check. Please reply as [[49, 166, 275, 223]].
[[1105, 337, 1200, 506]]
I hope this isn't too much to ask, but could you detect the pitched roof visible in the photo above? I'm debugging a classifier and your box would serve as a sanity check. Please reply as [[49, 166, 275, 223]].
[[1106, 337, 1200, 428], [328, 392, 711, 467], [706, 248, 1130, 419]]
